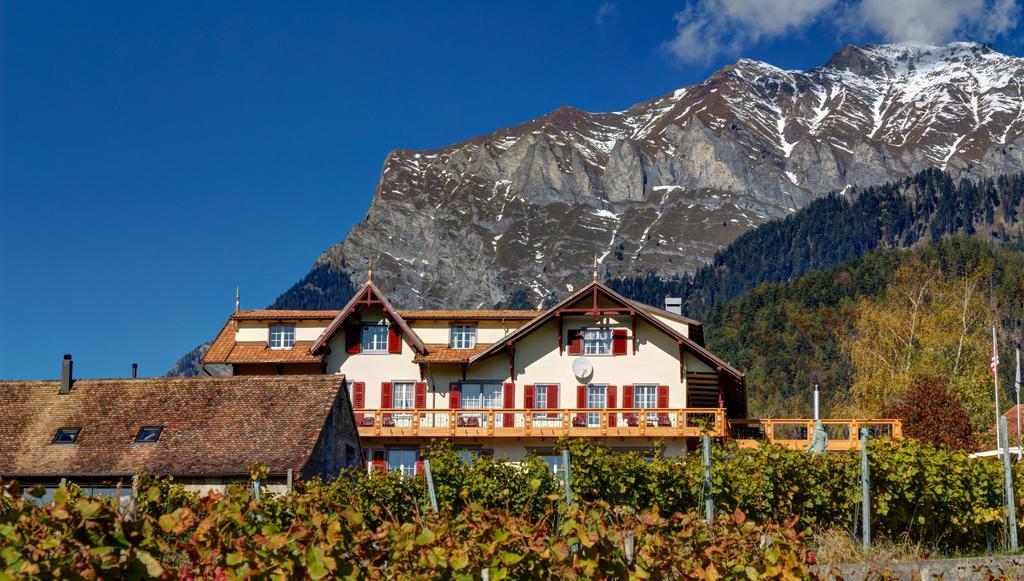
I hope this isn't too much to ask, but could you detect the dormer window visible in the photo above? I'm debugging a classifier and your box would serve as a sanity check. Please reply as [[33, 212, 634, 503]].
[[450, 325, 477, 349], [269, 325, 296, 349], [135, 426, 163, 443], [361, 324, 389, 353], [52, 427, 80, 444]]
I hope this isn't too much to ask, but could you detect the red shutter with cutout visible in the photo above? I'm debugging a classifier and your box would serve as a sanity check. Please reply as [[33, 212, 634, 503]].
[[449, 382, 460, 409], [657, 384, 670, 425], [607, 385, 617, 427], [414, 381, 427, 409], [567, 329, 583, 356], [547, 384, 559, 418], [575, 385, 587, 425], [612, 329, 628, 355], [381, 382, 392, 423], [502, 382, 515, 428], [372, 450, 386, 473], [346, 323, 361, 354], [524, 385, 535, 409], [387, 325, 402, 353], [622, 384, 635, 426], [353, 381, 366, 423]]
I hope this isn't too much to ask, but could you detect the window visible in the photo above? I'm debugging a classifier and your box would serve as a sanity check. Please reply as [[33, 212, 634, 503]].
[[460, 383, 503, 409], [534, 385, 549, 409], [449, 325, 477, 349], [361, 324, 389, 353], [586, 384, 606, 427], [391, 382, 415, 427], [135, 426, 162, 443], [457, 449, 481, 465], [387, 449, 417, 478], [537, 453, 567, 477], [269, 325, 296, 349], [583, 328, 612, 356], [52, 427, 80, 444], [634, 384, 658, 424]]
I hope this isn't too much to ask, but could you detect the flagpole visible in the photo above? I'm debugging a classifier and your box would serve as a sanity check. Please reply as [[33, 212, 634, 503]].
[[993, 326, 1002, 452], [1016, 348, 1021, 459]]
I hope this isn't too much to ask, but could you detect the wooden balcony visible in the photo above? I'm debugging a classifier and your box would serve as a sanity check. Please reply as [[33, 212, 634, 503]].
[[729, 419, 903, 451], [355, 408, 728, 439]]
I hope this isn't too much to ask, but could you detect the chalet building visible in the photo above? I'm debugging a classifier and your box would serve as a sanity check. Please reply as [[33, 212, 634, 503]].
[[204, 278, 746, 473], [0, 362, 361, 496]]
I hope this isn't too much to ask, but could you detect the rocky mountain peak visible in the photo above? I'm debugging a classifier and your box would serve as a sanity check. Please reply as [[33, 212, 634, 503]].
[[309, 43, 1024, 310]]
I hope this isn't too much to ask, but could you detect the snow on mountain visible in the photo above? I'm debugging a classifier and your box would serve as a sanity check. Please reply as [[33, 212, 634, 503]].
[[316, 42, 1024, 309]]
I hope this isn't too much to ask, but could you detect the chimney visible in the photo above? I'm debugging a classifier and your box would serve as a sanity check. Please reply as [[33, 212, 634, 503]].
[[60, 354, 73, 395], [131, 363, 138, 379], [664, 297, 682, 316]]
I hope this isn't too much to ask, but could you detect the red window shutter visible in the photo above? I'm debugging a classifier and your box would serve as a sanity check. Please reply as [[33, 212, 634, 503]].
[[567, 329, 583, 356], [657, 384, 670, 425], [575, 385, 587, 425], [612, 329, 628, 355], [387, 325, 402, 353], [503, 382, 515, 427], [372, 450, 386, 473], [449, 382, 460, 409], [381, 382, 392, 407], [607, 385, 617, 427], [414, 381, 427, 409], [345, 323, 361, 354], [353, 381, 366, 423], [548, 385, 559, 409], [622, 385, 634, 408], [524, 384, 535, 409], [416, 456, 424, 476]]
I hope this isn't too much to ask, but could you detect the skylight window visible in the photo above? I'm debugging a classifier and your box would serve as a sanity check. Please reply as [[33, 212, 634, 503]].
[[135, 426, 163, 443], [52, 427, 80, 444]]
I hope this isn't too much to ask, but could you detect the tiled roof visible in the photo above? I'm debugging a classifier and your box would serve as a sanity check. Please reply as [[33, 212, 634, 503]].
[[0, 375, 346, 478], [204, 323, 322, 365], [231, 310, 340, 320], [413, 343, 494, 363], [398, 310, 539, 320]]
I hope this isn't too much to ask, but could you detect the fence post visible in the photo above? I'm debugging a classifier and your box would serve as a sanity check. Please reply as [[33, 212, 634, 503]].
[[562, 449, 573, 505], [1001, 416, 1019, 551], [703, 434, 714, 523], [861, 427, 871, 551], [286, 468, 293, 494], [424, 459, 439, 513]]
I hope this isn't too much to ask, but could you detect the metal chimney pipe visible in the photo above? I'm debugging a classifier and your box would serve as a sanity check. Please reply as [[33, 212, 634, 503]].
[[131, 363, 138, 379], [60, 354, 73, 395]]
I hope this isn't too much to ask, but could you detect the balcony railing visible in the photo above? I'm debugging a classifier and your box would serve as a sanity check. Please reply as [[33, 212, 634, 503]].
[[355, 408, 728, 438], [729, 419, 903, 451]]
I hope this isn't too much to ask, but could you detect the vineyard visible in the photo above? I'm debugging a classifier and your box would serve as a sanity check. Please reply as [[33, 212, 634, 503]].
[[2, 438, 1024, 578]]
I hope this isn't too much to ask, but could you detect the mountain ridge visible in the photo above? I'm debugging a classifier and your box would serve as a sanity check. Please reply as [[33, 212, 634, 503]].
[[319, 41, 1024, 309]]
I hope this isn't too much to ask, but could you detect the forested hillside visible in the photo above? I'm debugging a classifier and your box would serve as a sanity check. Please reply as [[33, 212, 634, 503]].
[[609, 169, 1024, 317], [706, 237, 1024, 425]]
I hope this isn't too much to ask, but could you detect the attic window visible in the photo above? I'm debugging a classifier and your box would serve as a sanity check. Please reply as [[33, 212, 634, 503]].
[[52, 427, 80, 444], [135, 426, 163, 443], [269, 325, 296, 349]]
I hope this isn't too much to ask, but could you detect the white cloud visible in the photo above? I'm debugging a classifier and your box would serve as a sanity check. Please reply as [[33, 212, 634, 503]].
[[596, 1, 618, 27], [856, 0, 1019, 42], [665, 0, 1021, 64]]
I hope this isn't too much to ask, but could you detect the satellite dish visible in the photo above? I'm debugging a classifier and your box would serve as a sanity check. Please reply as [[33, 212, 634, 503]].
[[572, 357, 594, 382]]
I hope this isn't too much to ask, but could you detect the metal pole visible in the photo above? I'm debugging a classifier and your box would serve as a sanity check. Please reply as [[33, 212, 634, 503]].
[[561, 450, 573, 505], [703, 434, 714, 523], [1016, 348, 1021, 460], [1001, 416, 1019, 551], [861, 427, 871, 551], [994, 326, 1003, 451], [423, 459, 438, 513]]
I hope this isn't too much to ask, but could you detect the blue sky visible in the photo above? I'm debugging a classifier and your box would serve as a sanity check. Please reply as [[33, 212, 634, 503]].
[[2, 1, 1021, 379]]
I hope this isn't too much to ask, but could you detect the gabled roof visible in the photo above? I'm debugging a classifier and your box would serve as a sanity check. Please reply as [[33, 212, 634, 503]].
[[413, 343, 494, 363], [467, 281, 743, 380], [0, 375, 348, 478], [311, 281, 427, 355]]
